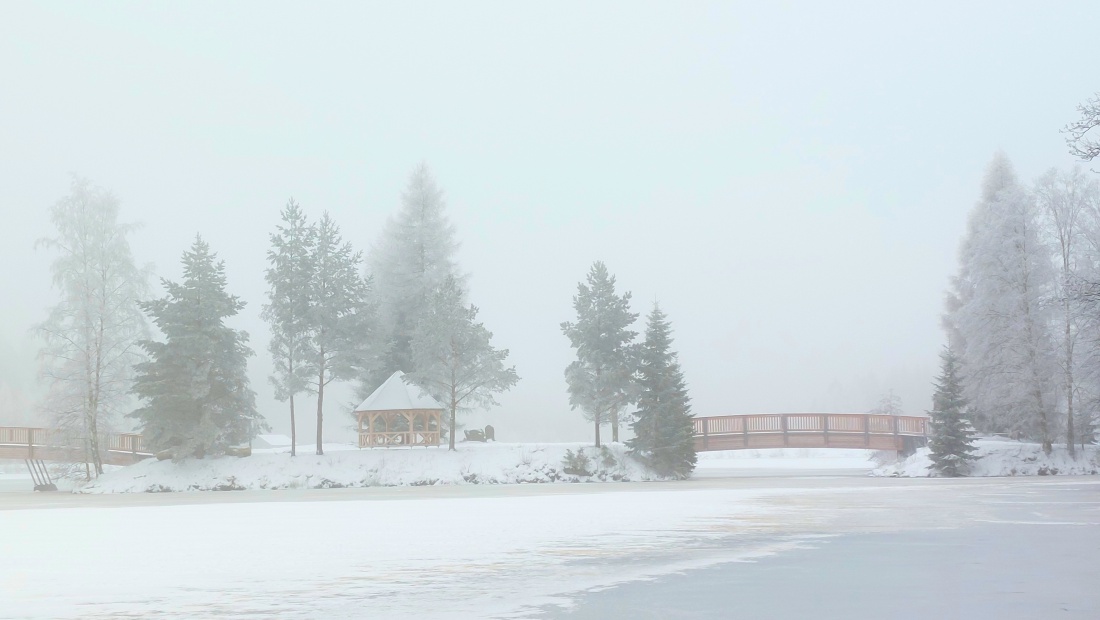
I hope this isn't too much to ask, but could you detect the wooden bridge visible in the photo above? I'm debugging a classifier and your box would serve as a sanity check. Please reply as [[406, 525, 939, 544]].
[[693, 413, 929, 453], [0, 427, 154, 466]]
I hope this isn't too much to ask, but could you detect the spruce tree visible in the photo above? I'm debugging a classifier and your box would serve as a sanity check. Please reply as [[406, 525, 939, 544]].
[[561, 261, 638, 447], [130, 236, 261, 459], [627, 303, 696, 478], [409, 276, 519, 450], [928, 346, 978, 477], [262, 200, 316, 456]]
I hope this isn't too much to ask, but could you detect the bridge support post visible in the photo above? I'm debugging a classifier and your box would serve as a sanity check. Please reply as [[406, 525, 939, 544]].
[[822, 414, 829, 447], [742, 418, 749, 448], [893, 415, 900, 451], [863, 415, 871, 448], [702, 421, 708, 451], [781, 415, 788, 447]]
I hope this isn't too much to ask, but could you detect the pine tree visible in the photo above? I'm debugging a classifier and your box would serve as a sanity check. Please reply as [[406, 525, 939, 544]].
[[363, 164, 465, 395], [308, 212, 374, 455], [409, 276, 518, 450], [561, 261, 638, 447], [36, 177, 149, 476], [261, 200, 316, 456], [928, 346, 977, 477], [627, 303, 696, 478], [130, 237, 261, 459]]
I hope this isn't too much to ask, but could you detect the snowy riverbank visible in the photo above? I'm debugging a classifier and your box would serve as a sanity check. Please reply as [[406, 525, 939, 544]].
[[78, 442, 661, 493], [873, 438, 1100, 477]]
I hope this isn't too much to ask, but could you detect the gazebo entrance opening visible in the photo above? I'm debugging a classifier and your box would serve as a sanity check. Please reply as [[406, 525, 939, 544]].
[[357, 409, 441, 447]]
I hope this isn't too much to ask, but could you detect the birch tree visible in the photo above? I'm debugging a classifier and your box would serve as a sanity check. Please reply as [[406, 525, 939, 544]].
[[561, 261, 638, 447], [409, 276, 518, 450], [262, 200, 316, 456], [1034, 167, 1099, 456], [36, 177, 148, 477], [1064, 91, 1100, 165]]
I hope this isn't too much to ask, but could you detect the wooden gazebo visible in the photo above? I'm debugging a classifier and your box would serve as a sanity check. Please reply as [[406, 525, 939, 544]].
[[355, 371, 444, 448]]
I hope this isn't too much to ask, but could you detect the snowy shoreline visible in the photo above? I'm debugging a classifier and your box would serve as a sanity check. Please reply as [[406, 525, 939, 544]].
[[78, 442, 665, 493], [873, 438, 1100, 477]]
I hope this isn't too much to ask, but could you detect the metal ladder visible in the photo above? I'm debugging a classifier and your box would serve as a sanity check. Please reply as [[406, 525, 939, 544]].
[[24, 459, 57, 492]]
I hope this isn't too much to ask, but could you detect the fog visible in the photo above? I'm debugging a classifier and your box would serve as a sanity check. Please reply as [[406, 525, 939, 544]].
[[1, 2, 1097, 442]]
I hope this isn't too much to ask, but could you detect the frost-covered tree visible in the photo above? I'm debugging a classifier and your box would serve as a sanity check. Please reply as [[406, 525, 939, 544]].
[[561, 261, 638, 447], [869, 390, 904, 416], [1034, 167, 1100, 457], [951, 155, 1059, 453], [364, 164, 465, 395], [36, 177, 148, 476], [130, 237, 261, 460], [308, 212, 374, 455], [1064, 91, 1100, 165], [627, 303, 695, 478], [262, 200, 316, 456], [928, 347, 977, 477], [409, 276, 518, 450]]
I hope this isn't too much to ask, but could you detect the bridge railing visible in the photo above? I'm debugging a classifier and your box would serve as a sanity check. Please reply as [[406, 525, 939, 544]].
[[0, 426, 153, 458], [693, 413, 929, 437]]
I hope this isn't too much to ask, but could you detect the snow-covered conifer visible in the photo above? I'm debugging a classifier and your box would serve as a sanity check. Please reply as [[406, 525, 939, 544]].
[[950, 154, 1059, 452], [364, 164, 465, 394], [261, 200, 316, 456], [409, 276, 518, 450], [561, 261, 638, 447], [130, 237, 261, 459], [928, 347, 977, 477], [627, 303, 695, 478], [308, 212, 374, 455]]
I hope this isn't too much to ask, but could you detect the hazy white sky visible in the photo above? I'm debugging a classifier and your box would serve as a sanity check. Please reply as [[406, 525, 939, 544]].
[[1, 2, 1097, 441]]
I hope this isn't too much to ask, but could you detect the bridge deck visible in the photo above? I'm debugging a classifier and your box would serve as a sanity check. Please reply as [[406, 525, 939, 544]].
[[693, 413, 929, 452]]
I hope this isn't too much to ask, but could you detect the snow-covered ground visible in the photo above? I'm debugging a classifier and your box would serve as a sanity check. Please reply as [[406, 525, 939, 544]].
[[695, 448, 878, 470], [873, 438, 1100, 477], [80, 442, 660, 493]]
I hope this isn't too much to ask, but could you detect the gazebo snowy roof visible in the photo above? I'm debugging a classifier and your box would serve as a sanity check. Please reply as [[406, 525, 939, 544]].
[[354, 371, 444, 412]]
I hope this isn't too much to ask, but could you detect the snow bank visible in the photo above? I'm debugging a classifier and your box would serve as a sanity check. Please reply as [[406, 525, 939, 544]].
[[873, 439, 1100, 477], [79, 442, 661, 493], [696, 448, 877, 470]]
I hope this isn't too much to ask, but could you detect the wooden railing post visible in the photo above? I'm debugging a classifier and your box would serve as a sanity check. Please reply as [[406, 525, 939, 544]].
[[822, 414, 829, 447], [702, 418, 709, 451], [863, 415, 871, 448], [28, 428, 34, 459], [742, 417, 749, 448], [781, 415, 789, 447], [893, 415, 900, 450]]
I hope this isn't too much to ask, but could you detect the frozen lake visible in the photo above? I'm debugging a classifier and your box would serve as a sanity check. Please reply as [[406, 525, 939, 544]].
[[2, 470, 1098, 618]]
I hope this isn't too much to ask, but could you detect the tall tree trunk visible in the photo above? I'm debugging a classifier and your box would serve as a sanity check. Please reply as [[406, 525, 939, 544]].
[[449, 406, 457, 451], [290, 393, 297, 457], [611, 408, 619, 443], [1065, 302, 1075, 458], [316, 360, 325, 456], [594, 415, 601, 449]]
